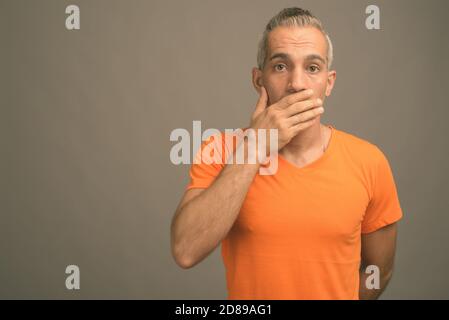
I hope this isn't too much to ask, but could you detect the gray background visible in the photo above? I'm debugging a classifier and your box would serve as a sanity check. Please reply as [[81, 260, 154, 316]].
[[1, 0, 448, 299]]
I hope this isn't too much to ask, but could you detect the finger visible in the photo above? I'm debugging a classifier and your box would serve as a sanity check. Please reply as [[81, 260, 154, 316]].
[[289, 116, 320, 135], [286, 105, 324, 127], [277, 89, 314, 109], [253, 86, 268, 118], [284, 98, 323, 117]]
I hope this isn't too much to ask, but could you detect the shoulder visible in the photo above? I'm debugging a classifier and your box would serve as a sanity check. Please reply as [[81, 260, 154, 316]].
[[334, 127, 387, 167]]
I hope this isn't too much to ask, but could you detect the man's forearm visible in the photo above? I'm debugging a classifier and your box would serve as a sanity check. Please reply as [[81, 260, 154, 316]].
[[172, 139, 261, 268], [358, 269, 393, 300]]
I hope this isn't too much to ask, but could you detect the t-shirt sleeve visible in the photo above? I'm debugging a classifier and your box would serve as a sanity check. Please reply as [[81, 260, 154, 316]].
[[185, 132, 226, 191], [361, 147, 403, 234]]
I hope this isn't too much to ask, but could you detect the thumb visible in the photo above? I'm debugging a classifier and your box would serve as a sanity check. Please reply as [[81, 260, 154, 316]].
[[254, 86, 268, 117]]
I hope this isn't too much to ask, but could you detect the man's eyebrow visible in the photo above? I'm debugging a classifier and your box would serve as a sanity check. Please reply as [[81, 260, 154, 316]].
[[304, 54, 326, 65], [268, 52, 326, 65], [269, 52, 290, 61]]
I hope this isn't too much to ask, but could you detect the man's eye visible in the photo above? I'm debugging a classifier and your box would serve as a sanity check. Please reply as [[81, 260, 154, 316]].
[[274, 64, 286, 72], [308, 65, 320, 73]]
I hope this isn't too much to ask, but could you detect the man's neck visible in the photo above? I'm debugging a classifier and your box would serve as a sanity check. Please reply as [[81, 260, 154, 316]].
[[279, 121, 327, 165]]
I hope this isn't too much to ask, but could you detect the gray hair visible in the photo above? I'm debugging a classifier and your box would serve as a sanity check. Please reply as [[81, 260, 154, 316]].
[[257, 7, 334, 70]]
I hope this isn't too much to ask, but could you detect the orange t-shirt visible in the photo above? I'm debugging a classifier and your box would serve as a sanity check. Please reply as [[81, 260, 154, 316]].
[[185, 125, 403, 300]]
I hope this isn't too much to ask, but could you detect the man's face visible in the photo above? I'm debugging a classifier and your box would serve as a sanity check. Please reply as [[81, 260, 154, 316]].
[[253, 26, 336, 106]]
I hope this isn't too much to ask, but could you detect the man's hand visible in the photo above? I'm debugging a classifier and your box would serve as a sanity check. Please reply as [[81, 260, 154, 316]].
[[249, 87, 324, 156]]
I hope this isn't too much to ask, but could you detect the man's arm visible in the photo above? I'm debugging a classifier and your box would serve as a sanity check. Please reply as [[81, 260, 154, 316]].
[[170, 149, 261, 269], [359, 222, 398, 300]]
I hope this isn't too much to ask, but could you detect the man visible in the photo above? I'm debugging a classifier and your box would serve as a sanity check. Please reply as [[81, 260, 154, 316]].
[[170, 7, 403, 300]]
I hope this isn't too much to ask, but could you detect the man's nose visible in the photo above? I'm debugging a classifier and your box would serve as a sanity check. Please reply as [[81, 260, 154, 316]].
[[287, 67, 308, 93]]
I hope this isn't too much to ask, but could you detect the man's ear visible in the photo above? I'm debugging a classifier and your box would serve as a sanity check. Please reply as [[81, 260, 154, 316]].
[[252, 67, 263, 94], [325, 70, 337, 97]]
